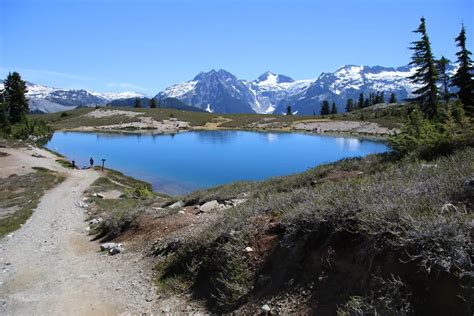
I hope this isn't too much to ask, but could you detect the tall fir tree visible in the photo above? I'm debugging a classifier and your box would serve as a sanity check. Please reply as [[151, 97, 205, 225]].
[[286, 105, 293, 115], [437, 56, 451, 105], [134, 97, 141, 108], [320, 101, 330, 115], [409, 17, 439, 118], [451, 23, 474, 115], [389, 93, 397, 104], [358, 93, 365, 109], [364, 98, 370, 108], [331, 102, 337, 114], [149, 98, 158, 108], [345, 98, 354, 112], [2, 72, 29, 124]]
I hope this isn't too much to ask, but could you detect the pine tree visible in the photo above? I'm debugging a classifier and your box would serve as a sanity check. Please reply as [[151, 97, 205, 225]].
[[451, 23, 474, 115], [437, 56, 451, 104], [149, 98, 157, 108], [364, 98, 370, 108], [409, 17, 438, 118], [286, 106, 293, 115], [134, 97, 141, 108], [331, 102, 337, 114], [389, 93, 397, 104], [3, 72, 29, 124], [345, 98, 354, 112], [380, 91, 385, 103], [358, 93, 365, 109], [320, 101, 330, 115]]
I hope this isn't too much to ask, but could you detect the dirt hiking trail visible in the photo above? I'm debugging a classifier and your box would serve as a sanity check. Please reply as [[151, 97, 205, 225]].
[[0, 147, 158, 315]]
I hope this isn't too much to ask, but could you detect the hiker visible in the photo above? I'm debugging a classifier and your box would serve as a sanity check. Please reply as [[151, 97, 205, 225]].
[[90, 157, 94, 168], [72, 160, 76, 169]]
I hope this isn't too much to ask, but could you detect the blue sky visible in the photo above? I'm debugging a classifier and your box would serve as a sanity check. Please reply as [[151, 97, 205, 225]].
[[0, 0, 472, 95]]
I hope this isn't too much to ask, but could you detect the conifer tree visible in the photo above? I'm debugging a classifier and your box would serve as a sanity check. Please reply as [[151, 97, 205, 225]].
[[149, 98, 158, 108], [134, 97, 141, 108], [451, 23, 473, 115], [364, 98, 370, 108], [409, 17, 438, 118], [286, 106, 293, 115], [320, 101, 330, 115], [331, 102, 337, 114], [358, 93, 364, 109], [2, 72, 29, 123], [345, 98, 354, 112], [437, 56, 451, 104], [389, 93, 397, 104]]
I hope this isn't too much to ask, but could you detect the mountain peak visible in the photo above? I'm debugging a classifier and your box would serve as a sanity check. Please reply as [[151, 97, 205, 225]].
[[256, 72, 294, 84]]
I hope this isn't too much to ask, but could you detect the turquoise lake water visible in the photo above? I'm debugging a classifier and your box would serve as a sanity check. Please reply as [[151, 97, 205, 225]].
[[46, 131, 388, 195]]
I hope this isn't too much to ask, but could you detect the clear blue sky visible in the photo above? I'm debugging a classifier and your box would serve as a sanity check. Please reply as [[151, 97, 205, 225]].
[[0, 0, 472, 95]]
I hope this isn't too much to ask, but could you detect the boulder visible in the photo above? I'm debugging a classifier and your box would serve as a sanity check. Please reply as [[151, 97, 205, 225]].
[[169, 200, 184, 209], [93, 193, 104, 199], [245, 247, 254, 253], [199, 200, 220, 213]]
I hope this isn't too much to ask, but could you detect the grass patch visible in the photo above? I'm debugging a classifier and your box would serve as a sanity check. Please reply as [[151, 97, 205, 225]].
[[56, 158, 73, 168], [0, 168, 65, 237], [158, 146, 473, 313]]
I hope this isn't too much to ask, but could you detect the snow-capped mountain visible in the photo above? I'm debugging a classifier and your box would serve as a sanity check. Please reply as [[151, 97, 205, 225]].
[[156, 69, 256, 114], [156, 64, 451, 115], [245, 71, 314, 114], [0, 80, 145, 113]]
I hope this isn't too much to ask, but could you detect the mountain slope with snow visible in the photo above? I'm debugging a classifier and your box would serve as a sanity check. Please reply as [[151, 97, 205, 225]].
[[0, 80, 145, 113]]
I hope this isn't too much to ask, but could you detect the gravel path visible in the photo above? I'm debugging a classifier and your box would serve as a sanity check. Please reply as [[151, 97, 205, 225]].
[[0, 148, 158, 315]]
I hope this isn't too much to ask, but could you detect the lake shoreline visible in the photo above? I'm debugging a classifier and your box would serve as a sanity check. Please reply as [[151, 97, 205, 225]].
[[44, 130, 389, 196]]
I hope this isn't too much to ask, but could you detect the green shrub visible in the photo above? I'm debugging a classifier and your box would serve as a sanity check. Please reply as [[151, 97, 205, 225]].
[[123, 184, 154, 200]]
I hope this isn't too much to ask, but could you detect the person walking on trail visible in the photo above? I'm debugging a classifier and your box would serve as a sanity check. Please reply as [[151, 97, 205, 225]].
[[72, 160, 76, 169], [90, 157, 94, 168]]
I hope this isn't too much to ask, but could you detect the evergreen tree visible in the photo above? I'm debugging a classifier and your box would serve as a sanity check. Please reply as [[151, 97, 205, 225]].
[[320, 101, 330, 115], [149, 98, 158, 108], [364, 98, 370, 108], [0, 90, 10, 132], [408, 17, 438, 118], [286, 105, 293, 115], [358, 93, 365, 109], [389, 93, 397, 104], [451, 23, 474, 115], [380, 91, 385, 103], [3, 72, 29, 123], [331, 102, 337, 114], [345, 98, 354, 112], [134, 97, 141, 108], [437, 56, 451, 104]]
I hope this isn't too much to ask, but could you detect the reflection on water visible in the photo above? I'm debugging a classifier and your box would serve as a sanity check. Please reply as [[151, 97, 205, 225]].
[[46, 131, 388, 195], [335, 137, 362, 151]]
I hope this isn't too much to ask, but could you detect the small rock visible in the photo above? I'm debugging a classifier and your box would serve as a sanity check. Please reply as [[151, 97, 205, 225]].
[[199, 200, 220, 213], [93, 193, 104, 199], [245, 247, 253, 252], [261, 304, 271, 313], [109, 245, 124, 255], [178, 210, 185, 214], [89, 217, 103, 225], [100, 242, 120, 251], [169, 200, 184, 209], [464, 178, 474, 198]]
